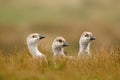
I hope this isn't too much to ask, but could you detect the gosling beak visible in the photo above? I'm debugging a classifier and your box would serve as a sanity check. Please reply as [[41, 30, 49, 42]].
[[90, 36, 96, 40], [63, 42, 68, 47], [39, 35, 45, 39]]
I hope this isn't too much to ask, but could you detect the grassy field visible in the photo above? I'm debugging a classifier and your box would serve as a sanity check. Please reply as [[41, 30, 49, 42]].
[[0, 46, 120, 80], [0, 0, 120, 80]]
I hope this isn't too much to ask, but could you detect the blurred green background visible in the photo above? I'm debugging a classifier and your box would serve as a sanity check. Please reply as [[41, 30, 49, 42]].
[[0, 0, 120, 55]]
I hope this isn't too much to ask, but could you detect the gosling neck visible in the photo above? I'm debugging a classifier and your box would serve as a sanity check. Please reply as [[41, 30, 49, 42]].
[[53, 47, 65, 56], [28, 44, 43, 58], [78, 42, 91, 56]]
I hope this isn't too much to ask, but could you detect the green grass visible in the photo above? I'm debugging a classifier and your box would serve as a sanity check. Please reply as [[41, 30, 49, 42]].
[[0, 0, 120, 23]]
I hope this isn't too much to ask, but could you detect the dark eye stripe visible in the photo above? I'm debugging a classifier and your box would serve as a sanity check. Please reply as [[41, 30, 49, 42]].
[[58, 39, 63, 43], [85, 34, 89, 37]]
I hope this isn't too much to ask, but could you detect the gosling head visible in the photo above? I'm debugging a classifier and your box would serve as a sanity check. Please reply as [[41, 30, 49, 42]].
[[80, 32, 96, 45], [52, 37, 68, 56], [27, 33, 45, 46]]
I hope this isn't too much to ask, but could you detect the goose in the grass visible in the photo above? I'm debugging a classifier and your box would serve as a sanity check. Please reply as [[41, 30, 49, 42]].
[[52, 37, 73, 61], [52, 37, 68, 57], [78, 32, 96, 57], [27, 33, 47, 62]]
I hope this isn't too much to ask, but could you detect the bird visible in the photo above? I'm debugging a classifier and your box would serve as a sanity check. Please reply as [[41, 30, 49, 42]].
[[78, 32, 96, 58], [52, 37, 68, 57], [52, 36, 73, 62], [27, 33, 47, 62]]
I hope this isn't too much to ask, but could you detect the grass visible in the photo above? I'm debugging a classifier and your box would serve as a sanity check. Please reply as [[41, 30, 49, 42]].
[[0, 0, 120, 80], [0, 45, 119, 80]]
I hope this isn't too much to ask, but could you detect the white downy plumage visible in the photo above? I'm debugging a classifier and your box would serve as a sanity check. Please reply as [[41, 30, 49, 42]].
[[27, 33, 47, 61], [78, 32, 96, 57], [52, 37, 68, 57], [52, 36, 73, 61]]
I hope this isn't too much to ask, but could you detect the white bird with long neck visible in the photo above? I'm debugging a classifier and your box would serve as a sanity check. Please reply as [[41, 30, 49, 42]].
[[52, 37, 68, 57], [78, 32, 96, 57], [27, 33, 47, 61]]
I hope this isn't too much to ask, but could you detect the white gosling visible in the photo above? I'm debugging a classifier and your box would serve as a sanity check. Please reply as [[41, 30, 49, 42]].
[[52, 37, 73, 61], [78, 32, 96, 57], [27, 33, 47, 61], [52, 37, 68, 57]]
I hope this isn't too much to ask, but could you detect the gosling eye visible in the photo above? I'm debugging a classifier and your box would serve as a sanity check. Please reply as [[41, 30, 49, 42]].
[[58, 39, 63, 43], [32, 35, 36, 38], [85, 34, 89, 37]]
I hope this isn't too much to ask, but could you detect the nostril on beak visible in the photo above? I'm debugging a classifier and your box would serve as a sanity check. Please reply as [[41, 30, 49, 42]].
[[90, 36, 96, 40], [63, 42, 68, 47], [39, 35, 45, 39]]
